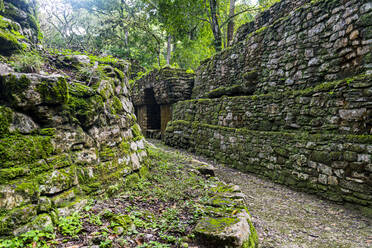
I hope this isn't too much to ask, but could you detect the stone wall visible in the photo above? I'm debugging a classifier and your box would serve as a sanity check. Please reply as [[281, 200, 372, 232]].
[[132, 67, 194, 136], [0, 56, 147, 236], [173, 75, 371, 135], [0, 0, 148, 233], [0, 0, 40, 55], [132, 67, 195, 106], [165, 0, 372, 215], [165, 121, 372, 214], [234, 0, 309, 44], [193, 0, 372, 98]]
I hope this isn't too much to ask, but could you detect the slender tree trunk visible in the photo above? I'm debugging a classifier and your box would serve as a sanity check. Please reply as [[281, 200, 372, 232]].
[[209, 0, 222, 52], [157, 49, 161, 67], [166, 35, 172, 65], [124, 29, 129, 46], [227, 0, 235, 46]]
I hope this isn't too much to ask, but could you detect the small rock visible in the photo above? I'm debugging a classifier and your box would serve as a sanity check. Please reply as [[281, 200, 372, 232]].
[[195, 209, 255, 247]]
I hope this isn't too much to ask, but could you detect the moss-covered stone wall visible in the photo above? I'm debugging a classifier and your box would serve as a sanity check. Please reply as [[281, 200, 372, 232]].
[[132, 67, 195, 137], [0, 55, 147, 237], [164, 0, 372, 216], [193, 0, 372, 98], [132, 67, 195, 106], [165, 121, 372, 215], [173, 75, 371, 134]]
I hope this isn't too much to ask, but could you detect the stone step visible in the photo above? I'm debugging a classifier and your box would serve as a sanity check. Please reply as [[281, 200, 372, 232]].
[[173, 74, 371, 135]]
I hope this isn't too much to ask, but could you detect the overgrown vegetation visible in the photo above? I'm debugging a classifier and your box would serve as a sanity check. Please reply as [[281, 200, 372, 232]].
[[0, 145, 244, 247], [9, 51, 44, 73]]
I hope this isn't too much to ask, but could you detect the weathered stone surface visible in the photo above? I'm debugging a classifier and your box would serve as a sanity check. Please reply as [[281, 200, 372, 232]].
[[194, 181, 258, 248], [0, 54, 147, 236], [132, 67, 195, 106], [195, 210, 253, 247], [165, 121, 372, 211], [0, 0, 40, 55], [193, 0, 372, 98], [173, 75, 371, 134]]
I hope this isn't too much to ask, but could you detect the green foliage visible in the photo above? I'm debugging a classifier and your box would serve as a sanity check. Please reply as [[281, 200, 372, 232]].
[[57, 212, 82, 237], [0, 228, 55, 248], [37, 0, 262, 69], [0, 0, 4, 13], [9, 51, 44, 73]]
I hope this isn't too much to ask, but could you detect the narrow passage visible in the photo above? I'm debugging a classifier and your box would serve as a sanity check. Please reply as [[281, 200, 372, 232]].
[[150, 140, 372, 248]]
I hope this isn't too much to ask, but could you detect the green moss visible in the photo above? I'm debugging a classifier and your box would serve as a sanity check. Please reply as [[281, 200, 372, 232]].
[[68, 82, 95, 98], [124, 173, 140, 188], [119, 141, 131, 155], [39, 128, 56, 136], [0, 106, 13, 137], [0, 167, 29, 181], [0, 74, 31, 102], [36, 77, 69, 104], [111, 96, 123, 115], [15, 182, 38, 197], [131, 124, 142, 139], [0, 134, 54, 170], [114, 68, 125, 81], [195, 217, 239, 233], [99, 146, 117, 162], [66, 90, 104, 127], [243, 219, 259, 248], [207, 85, 244, 98], [0, 15, 26, 55], [168, 120, 372, 144]]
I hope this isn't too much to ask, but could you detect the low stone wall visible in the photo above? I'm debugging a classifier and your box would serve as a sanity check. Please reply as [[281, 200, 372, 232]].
[[193, 0, 372, 98], [165, 121, 372, 215], [173, 75, 371, 134], [0, 56, 147, 236]]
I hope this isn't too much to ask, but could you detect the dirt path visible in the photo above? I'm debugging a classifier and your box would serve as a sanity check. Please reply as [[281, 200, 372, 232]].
[[150, 140, 372, 248]]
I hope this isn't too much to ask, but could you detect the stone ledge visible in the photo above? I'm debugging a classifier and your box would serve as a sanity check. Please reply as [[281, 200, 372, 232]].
[[174, 74, 372, 135]]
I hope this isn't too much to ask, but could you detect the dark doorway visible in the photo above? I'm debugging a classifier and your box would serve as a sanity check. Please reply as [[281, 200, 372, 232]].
[[144, 88, 161, 130]]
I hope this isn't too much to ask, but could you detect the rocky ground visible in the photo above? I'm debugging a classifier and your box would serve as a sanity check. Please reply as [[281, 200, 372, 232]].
[[149, 140, 372, 248]]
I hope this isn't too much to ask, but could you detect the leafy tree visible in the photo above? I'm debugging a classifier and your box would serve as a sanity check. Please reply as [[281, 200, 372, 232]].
[[37, 0, 266, 69]]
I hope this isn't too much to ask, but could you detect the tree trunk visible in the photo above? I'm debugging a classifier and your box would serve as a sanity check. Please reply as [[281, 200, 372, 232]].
[[166, 35, 172, 65], [227, 0, 235, 46], [209, 0, 222, 52]]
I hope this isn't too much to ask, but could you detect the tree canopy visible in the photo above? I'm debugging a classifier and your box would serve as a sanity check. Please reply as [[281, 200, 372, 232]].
[[37, 0, 276, 70]]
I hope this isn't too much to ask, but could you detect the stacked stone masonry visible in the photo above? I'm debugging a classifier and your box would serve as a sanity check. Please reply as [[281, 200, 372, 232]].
[[0, 54, 147, 236], [193, 0, 372, 98], [173, 75, 371, 135], [165, 0, 372, 215], [132, 67, 194, 135], [165, 121, 372, 213]]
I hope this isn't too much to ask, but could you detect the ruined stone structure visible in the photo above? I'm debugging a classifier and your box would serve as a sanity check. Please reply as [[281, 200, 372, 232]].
[[165, 0, 372, 215], [0, 0, 40, 56], [132, 67, 194, 138], [0, 0, 147, 236]]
